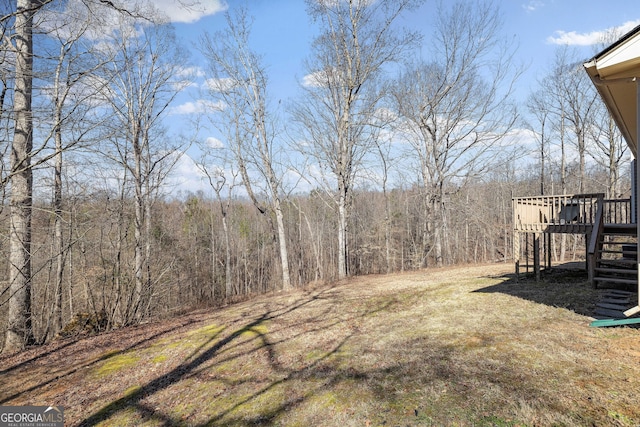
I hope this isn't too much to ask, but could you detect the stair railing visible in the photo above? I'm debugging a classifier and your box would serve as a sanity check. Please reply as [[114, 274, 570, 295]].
[[587, 195, 605, 287], [603, 198, 632, 224]]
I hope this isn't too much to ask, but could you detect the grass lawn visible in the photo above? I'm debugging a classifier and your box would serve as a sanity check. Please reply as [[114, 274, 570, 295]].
[[2, 263, 640, 426]]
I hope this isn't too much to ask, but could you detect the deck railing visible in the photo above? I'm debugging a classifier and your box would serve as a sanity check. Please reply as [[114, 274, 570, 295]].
[[602, 198, 632, 224], [512, 193, 606, 232], [513, 194, 633, 283]]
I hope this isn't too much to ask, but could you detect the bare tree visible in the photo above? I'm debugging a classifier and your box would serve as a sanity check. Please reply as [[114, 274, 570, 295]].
[[3, 0, 37, 353], [372, 135, 396, 273], [0, 0, 151, 353], [35, 0, 115, 339], [588, 106, 628, 198], [526, 90, 552, 196], [200, 8, 292, 290], [193, 135, 239, 300], [547, 46, 599, 193], [587, 34, 631, 198], [292, 0, 421, 279], [389, 1, 520, 267], [0, 1, 14, 204], [97, 16, 187, 324]]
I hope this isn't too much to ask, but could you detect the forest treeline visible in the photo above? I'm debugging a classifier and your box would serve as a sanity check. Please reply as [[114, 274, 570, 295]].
[[0, 165, 622, 349], [0, 0, 632, 353]]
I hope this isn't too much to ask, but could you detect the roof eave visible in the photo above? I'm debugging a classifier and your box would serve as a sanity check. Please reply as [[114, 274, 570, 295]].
[[584, 25, 640, 158]]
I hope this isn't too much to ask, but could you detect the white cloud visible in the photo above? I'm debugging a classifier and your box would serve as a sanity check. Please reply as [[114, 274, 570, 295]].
[[315, 0, 376, 7], [522, 1, 544, 13], [302, 68, 346, 88], [41, 0, 227, 44], [171, 99, 225, 115], [166, 153, 210, 195], [177, 66, 205, 79], [169, 67, 204, 91], [547, 20, 640, 46], [302, 70, 328, 88], [206, 137, 224, 149], [151, 0, 228, 24], [203, 77, 237, 92]]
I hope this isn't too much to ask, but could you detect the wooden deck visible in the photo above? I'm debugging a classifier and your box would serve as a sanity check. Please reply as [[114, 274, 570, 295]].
[[512, 193, 635, 285], [513, 193, 631, 234]]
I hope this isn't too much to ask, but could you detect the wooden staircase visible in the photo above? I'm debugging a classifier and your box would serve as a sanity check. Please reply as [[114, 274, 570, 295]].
[[512, 193, 640, 323], [592, 224, 637, 289], [591, 224, 638, 319]]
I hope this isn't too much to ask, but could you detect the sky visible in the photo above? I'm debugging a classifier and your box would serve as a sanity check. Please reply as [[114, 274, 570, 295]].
[[146, 0, 640, 195]]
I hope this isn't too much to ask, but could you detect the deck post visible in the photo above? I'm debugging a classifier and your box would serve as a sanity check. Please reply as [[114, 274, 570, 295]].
[[514, 230, 520, 282], [525, 232, 529, 273], [636, 80, 640, 306], [533, 233, 541, 282], [585, 230, 590, 277], [546, 232, 552, 269]]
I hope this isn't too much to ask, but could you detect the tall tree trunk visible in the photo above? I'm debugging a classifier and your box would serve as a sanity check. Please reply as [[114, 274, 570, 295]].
[[144, 169, 152, 315], [113, 178, 126, 324], [608, 117, 618, 198], [132, 125, 144, 323], [53, 113, 64, 337], [51, 47, 66, 337], [4, 0, 35, 353], [338, 190, 348, 279], [433, 197, 443, 268], [133, 173, 143, 322], [560, 107, 567, 262], [578, 129, 586, 193], [274, 201, 291, 290], [384, 189, 392, 273], [222, 212, 232, 298], [301, 207, 322, 282]]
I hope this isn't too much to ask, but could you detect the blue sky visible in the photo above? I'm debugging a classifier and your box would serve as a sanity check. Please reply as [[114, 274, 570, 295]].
[[163, 0, 640, 100], [149, 0, 640, 194]]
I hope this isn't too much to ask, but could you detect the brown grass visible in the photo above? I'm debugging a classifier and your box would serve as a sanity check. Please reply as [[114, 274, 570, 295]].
[[2, 263, 640, 426]]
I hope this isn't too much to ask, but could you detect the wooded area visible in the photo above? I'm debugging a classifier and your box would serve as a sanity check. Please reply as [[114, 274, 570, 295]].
[[0, 0, 632, 354]]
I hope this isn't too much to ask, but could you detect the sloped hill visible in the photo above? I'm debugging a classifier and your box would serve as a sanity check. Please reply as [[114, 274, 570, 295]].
[[2, 264, 640, 426]]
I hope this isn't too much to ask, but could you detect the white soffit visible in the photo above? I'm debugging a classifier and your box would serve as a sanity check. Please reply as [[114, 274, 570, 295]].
[[596, 33, 640, 78], [584, 25, 640, 157]]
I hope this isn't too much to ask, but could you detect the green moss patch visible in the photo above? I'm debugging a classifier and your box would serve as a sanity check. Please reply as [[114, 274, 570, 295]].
[[123, 385, 142, 398], [240, 323, 268, 338], [187, 323, 225, 339], [94, 352, 140, 378], [151, 354, 167, 364]]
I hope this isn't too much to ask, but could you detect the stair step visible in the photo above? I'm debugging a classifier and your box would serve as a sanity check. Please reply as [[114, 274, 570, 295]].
[[603, 224, 638, 235], [602, 241, 637, 249], [601, 297, 631, 304], [598, 258, 637, 265], [593, 277, 638, 285], [595, 267, 636, 275], [602, 245, 636, 251], [605, 290, 635, 296], [599, 249, 626, 254], [594, 307, 626, 318], [596, 302, 631, 310]]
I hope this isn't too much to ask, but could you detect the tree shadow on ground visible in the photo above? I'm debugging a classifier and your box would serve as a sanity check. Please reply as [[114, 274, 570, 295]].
[[3, 273, 633, 426], [0, 317, 202, 404], [474, 266, 602, 318], [74, 286, 363, 426], [79, 295, 556, 427]]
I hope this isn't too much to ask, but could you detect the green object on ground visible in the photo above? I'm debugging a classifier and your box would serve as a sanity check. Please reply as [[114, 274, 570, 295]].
[[590, 317, 640, 327]]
